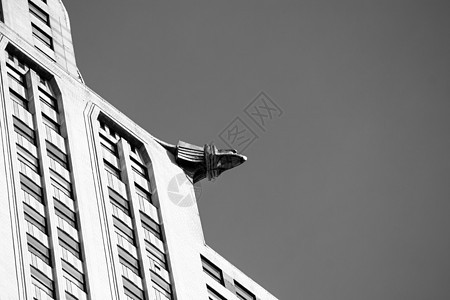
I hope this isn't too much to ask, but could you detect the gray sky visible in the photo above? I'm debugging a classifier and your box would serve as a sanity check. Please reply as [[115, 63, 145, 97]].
[[64, 1, 450, 299]]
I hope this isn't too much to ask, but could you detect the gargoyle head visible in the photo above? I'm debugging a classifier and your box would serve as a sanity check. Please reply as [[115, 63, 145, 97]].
[[157, 140, 247, 183], [204, 144, 247, 180]]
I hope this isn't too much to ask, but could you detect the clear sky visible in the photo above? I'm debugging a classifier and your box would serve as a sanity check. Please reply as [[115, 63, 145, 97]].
[[64, 1, 450, 299]]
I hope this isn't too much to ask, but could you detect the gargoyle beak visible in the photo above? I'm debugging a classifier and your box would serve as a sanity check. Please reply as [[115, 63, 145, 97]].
[[231, 153, 247, 167]]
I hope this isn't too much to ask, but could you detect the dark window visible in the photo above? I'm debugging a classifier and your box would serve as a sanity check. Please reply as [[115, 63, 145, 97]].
[[7, 65, 26, 86], [147, 243, 167, 267], [32, 23, 53, 49], [6, 52, 29, 73], [118, 246, 141, 276], [20, 174, 42, 199], [42, 114, 60, 134], [141, 211, 162, 240], [23, 202, 47, 233], [0, 0, 4, 23], [104, 160, 121, 179], [66, 291, 78, 300], [151, 273, 172, 294], [135, 184, 152, 204], [29, 1, 49, 25], [17, 145, 40, 174], [130, 156, 148, 178], [46, 141, 68, 165], [100, 134, 118, 156], [13, 117, 35, 144], [48, 147, 69, 170], [54, 199, 77, 228], [123, 277, 144, 300], [62, 260, 85, 290], [30, 266, 54, 297], [113, 217, 135, 245], [109, 188, 130, 214], [27, 234, 51, 265], [50, 172, 72, 197], [58, 229, 81, 259], [39, 86, 57, 109], [201, 255, 224, 285], [10, 89, 29, 109], [234, 281, 256, 300], [207, 285, 227, 300]]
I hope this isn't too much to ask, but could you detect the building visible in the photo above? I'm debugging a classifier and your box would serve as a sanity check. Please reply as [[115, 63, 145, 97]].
[[0, 1, 278, 299]]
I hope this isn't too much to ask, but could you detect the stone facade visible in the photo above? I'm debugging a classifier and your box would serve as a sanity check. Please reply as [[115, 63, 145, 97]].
[[0, 1, 278, 299]]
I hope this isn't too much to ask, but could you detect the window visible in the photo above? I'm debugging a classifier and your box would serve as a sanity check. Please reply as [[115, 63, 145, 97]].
[[46, 141, 67, 165], [17, 145, 40, 174], [38, 77, 55, 97], [30, 266, 54, 297], [0, 0, 4, 23], [140, 212, 162, 239], [130, 156, 147, 178], [48, 146, 69, 170], [109, 188, 130, 214], [147, 244, 167, 269], [14, 118, 35, 144], [20, 174, 43, 201], [27, 234, 51, 265], [66, 291, 78, 300], [58, 229, 81, 259], [6, 51, 29, 73], [42, 114, 60, 134], [24, 202, 47, 233], [123, 277, 144, 300], [7, 65, 25, 86], [104, 160, 121, 179], [54, 199, 77, 228], [62, 260, 85, 290], [136, 185, 152, 204], [50, 173, 72, 197], [151, 274, 172, 294], [10, 90, 29, 109], [32, 23, 53, 49], [118, 246, 141, 276], [152, 284, 172, 300], [29, 1, 49, 25], [100, 135, 118, 156], [234, 281, 256, 300], [113, 217, 135, 245], [7, 65, 27, 98], [201, 255, 224, 285], [40, 94, 58, 113], [207, 286, 227, 300]]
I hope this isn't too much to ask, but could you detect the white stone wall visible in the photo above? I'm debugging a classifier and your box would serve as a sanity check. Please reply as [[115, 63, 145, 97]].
[[0, 1, 279, 299]]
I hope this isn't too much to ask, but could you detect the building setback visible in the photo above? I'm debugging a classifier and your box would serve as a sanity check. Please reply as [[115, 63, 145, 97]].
[[0, 1, 278, 299]]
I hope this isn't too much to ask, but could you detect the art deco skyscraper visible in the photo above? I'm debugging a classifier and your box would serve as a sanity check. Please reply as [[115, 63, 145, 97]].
[[0, 1, 278, 299]]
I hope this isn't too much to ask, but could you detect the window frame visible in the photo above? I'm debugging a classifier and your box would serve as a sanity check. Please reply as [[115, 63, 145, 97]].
[[234, 280, 256, 300], [29, 0, 50, 26], [207, 285, 227, 300], [201, 255, 224, 285], [31, 23, 53, 49]]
